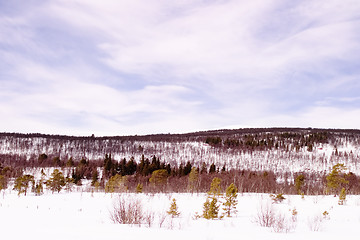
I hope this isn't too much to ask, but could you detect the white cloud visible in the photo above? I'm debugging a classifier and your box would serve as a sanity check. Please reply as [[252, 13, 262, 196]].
[[1, 0, 360, 135]]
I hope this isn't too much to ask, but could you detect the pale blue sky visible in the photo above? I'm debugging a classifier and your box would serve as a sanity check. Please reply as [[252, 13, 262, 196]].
[[1, 0, 360, 136]]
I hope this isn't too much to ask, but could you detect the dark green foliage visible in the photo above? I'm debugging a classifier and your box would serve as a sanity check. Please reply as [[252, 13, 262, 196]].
[[13, 174, 34, 196], [38, 153, 48, 164], [294, 174, 305, 194], [270, 193, 285, 203], [223, 183, 238, 217], [188, 167, 199, 192], [209, 163, 217, 174], [209, 177, 222, 196], [136, 183, 143, 193], [338, 187, 346, 205], [326, 164, 349, 196], [52, 156, 61, 166], [205, 136, 222, 146], [91, 169, 99, 186], [203, 197, 219, 219], [66, 157, 74, 167], [33, 181, 44, 196], [149, 169, 168, 187], [183, 161, 192, 176], [105, 174, 128, 193], [167, 198, 180, 217], [46, 169, 65, 193], [0, 175, 8, 191]]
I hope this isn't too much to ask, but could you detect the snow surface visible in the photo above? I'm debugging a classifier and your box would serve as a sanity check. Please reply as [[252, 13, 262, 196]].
[[1, 190, 360, 240]]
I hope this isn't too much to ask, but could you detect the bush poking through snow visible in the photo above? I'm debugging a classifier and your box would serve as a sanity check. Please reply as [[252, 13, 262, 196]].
[[110, 195, 144, 225], [270, 193, 286, 203], [254, 202, 275, 227], [307, 214, 323, 231]]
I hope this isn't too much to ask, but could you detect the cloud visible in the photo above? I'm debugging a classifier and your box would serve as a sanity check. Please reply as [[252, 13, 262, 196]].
[[1, 0, 360, 135]]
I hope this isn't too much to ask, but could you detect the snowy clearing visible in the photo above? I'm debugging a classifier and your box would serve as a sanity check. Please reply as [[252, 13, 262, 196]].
[[1, 191, 360, 240]]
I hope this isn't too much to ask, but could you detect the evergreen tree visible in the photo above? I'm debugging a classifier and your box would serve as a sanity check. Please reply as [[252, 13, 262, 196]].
[[149, 169, 168, 189], [167, 198, 180, 217], [105, 174, 128, 193], [203, 177, 222, 219], [13, 174, 34, 196], [136, 183, 143, 193], [0, 175, 7, 191], [209, 177, 222, 197], [203, 197, 219, 219], [188, 167, 199, 193], [223, 183, 238, 217], [33, 181, 44, 196], [91, 169, 99, 186], [338, 187, 346, 205], [294, 174, 305, 195], [46, 169, 65, 193], [326, 164, 349, 196]]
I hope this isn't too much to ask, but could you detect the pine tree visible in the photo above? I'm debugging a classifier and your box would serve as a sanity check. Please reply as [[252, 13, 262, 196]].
[[0, 175, 7, 191], [326, 164, 348, 196], [203, 197, 219, 219], [136, 183, 143, 193], [188, 167, 199, 193], [223, 183, 238, 217], [338, 187, 346, 205], [203, 177, 222, 219], [208, 177, 222, 197], [294, 174, 305, 195], [167, 198, 180, 217], [105, 174, 128, 193], [13, 174, 34, 196], [46, 169, 65, 193]]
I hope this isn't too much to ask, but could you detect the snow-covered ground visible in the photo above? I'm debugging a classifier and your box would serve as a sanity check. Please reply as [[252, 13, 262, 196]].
[[1, 191, 359, 239]]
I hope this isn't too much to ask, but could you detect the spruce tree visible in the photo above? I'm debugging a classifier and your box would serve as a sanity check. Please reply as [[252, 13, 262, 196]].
[[188, 167, 199, 193], [208, 177, 222, 197], [13, 174, 34, 196], [203, 197, 219, 219], [167, 198, 180, 217], [326, 164, 348, 196], [223, 183, 238, 217], [203, 177, 222, 219], [136, 183, 143, 193], [46, 169, 65, 193], [338, 187, 346, 205]]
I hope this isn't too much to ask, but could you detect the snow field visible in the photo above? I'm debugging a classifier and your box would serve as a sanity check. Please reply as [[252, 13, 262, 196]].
[[1, 191, 360, 240]]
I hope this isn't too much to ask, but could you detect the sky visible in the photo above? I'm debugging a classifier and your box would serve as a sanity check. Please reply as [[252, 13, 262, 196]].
[[1, 0, 360, 136]]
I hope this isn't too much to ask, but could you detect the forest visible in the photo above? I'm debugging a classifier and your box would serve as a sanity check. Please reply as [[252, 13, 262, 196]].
[[1, 128, 360, 196]]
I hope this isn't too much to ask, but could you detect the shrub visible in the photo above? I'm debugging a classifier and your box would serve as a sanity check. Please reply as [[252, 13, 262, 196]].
[[254, 202, 275, 227], [270, 193, 285, 203], [110, 195, 144, 225], [307, 214, 323, 231]]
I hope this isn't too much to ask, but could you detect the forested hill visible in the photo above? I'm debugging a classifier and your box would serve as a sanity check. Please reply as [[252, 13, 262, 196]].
[[1, 128, 360, 176]]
